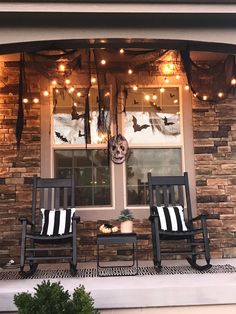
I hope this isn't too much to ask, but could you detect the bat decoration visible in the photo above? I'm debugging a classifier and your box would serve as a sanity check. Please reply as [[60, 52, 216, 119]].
[[132, 115, 150, 132], [134, 99, 139, 104], [71, 106, 85, 120], [55, 131, 69, 143], [79, 130, 85, 137], [169, 93, 175, 98], [162, 116, 175, 126]]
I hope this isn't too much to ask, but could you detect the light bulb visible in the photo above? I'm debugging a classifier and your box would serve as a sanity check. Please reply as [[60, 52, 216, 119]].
[[133, 85, 138, 91], [77, 92, 82, 97], [231, 78, 236, 85], [120, 49, 124, 54], [218, 92, 223, 98], [51, 80, 57, 86], [33, 98, 39, 104], [203, 95, 208, 101], [164, 77, 169, 83], [176, 75, 180, 80], [91, 77, 96, 84], [68, 87, 75, 93], [23, 98, 29, 103], [185, 85, 190, 91], [152, 94, 157, 100], [43, 91, 49, 97], [128, 69, 133, 75], [65, 79, 70, 85], [101, 59, 106, 65], [144, 95, 151, 101], [58, 64, 65, 72], [160, 87, 165, 93]]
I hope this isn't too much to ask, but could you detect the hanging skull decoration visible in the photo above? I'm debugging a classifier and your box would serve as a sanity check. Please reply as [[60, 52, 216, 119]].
[[109, 134, 129, 164]]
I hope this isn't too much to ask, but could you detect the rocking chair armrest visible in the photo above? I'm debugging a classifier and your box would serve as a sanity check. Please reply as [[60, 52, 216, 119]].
[[72, 215, 80, 223], [149, 213, 160, 222], [19, 217, 34, 226]]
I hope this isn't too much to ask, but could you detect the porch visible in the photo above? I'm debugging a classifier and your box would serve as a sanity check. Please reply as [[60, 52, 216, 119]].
[[1, 258, 236, 313]]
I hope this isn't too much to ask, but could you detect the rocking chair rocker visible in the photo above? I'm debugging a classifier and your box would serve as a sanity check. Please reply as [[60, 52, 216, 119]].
[[148, 172, 219, 271], [19, 176, 80, 277]]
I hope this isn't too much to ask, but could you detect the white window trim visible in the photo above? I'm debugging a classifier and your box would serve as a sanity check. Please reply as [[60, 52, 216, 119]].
[[121, 84, 185, 210], [50, 85, 116, 211]]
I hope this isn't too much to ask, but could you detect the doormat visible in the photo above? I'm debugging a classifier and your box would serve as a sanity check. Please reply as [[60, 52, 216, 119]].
[[0, 264, 235, 280]]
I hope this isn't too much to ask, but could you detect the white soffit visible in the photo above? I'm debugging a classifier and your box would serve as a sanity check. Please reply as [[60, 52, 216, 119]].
[[1, 2, 236, 14]]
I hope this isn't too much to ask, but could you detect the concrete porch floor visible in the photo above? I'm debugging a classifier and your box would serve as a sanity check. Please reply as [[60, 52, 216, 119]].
[[0, 258, 236, 313]]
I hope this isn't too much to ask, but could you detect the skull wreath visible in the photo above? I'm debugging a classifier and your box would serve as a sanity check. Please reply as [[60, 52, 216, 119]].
[[109, 134, 129, 164]]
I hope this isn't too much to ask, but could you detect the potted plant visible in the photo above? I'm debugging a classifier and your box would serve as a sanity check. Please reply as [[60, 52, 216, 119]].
[[14, 280, 99, 314], [118, 209, 134, 233]]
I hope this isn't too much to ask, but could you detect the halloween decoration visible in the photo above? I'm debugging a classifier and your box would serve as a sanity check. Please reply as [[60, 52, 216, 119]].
[[109, 134, 129, 164], [132, 115, 150, 132], [99, 223, 119, 234]]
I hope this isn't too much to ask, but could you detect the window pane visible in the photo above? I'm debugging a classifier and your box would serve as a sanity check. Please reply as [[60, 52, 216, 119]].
[[53, 87, 110, 145], [55, 149, 111, 206], [124, 87, 180, 144], [126, 148, 182, 205]]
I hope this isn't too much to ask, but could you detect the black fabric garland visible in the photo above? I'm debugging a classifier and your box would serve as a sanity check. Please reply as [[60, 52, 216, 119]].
[[16, 52, 25, 150], [14, 48, 236, 149]]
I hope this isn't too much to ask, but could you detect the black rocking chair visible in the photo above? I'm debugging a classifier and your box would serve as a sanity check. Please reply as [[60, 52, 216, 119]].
[[19, 176, 80, 276], [148, 172, 219, 271]]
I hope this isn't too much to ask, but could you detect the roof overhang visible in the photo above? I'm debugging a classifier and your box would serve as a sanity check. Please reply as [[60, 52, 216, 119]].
[[1, 1, 236, 14]]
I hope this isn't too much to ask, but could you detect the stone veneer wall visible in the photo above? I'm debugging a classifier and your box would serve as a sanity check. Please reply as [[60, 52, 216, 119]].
[[0, 60, 41, 261], [193, 97, 236, 258], [1, 59, 236, 263]]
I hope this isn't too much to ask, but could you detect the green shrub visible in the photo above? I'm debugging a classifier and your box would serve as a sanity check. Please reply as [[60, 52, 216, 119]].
[[14, 280, 99, 314]]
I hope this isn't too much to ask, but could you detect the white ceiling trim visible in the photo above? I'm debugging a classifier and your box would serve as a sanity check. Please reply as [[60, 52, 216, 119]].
[[1, 3, 236, 13]]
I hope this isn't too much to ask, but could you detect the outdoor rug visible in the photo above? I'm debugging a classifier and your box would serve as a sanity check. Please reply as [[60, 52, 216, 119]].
[[0, 264, 236, 280]]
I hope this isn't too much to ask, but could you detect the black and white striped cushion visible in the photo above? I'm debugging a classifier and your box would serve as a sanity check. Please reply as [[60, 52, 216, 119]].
[[153, 206, 188, 232], [40, 208, 76, 236]]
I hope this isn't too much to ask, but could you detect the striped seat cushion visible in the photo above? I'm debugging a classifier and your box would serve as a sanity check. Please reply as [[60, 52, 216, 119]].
[[40, 208, 76, 236], [152, 205, 188, 232]]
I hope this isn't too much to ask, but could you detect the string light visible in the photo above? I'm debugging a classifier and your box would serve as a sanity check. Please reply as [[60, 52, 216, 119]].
[[101, 59, 106, 65], [160, 87, 165, 93], [65, 79, 71, 85], [176, 74, 180, 80], [33, 98, 39, 104], [164, 77, 169, 83], [91, 77, 96, 84], [58, 64, 65, 72], [105, 92, 110, 97], [185, 85, 190, 91], [51, 80, 57, 86], [231, 78, 236, 85], [68, 87, 75, 93], [162, 61, 175, 75], [73, 102, 77, 107], [43, 91, 49, 97], [119, 49, 124, 54], [23, 98, 29, 103], [173, 99, 178, 103], [128, 69, 133, 75], [133, 85, 138, 91], [203, 95, 208, 101], [218, 92, 223, 98], [77, 92, 82, 97], [55, 89, 59, 94], [144, 95, 151, 101], [152, 94, 157, 100]]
